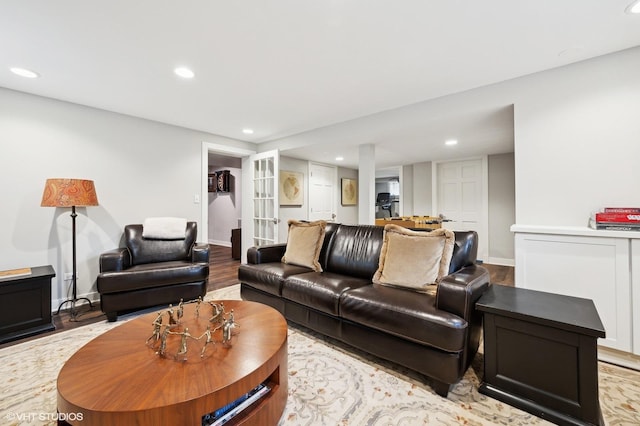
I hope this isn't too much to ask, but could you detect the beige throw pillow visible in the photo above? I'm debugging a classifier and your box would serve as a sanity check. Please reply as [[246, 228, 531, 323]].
[[281, 220, 327, 272], [372, 225, 455, 292]]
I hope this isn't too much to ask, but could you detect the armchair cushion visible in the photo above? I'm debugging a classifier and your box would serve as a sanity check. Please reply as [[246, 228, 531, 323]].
[[125, 222, 196, 265], [98, 261, 209, 294]]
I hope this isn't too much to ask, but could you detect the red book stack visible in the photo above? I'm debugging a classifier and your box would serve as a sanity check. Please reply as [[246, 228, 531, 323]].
[[590, 208, 640, 231]]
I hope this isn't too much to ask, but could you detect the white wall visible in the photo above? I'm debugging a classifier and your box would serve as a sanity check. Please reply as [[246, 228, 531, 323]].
[[412, 161, 433, 215], [208, 166, 242, 246], [277, 156, 359, 241], [278, 156, 309, 242], [337, 167, 359, 225], [488, 153, 515, 264], [0, 88, 253, 309], [513, 47, 640, 225], [401, 165, 413, 217]]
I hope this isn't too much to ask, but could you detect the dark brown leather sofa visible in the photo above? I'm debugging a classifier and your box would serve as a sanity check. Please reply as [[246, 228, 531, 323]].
[[97, 222, 209, 321], [239, 223, 490, 397]]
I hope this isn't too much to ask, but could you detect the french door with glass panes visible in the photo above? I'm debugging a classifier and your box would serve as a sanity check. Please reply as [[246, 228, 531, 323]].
[[251, 150, 279, 246]]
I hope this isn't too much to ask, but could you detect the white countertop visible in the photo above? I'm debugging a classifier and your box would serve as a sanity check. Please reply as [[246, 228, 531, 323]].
[[511, 224, 640, 239]]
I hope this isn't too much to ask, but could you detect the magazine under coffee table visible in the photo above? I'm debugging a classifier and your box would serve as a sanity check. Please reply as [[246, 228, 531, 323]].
[[57, 300, 288, 425]]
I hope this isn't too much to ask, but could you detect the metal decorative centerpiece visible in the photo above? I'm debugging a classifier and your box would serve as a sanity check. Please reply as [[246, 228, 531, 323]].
[[146, 297, 239, 361]]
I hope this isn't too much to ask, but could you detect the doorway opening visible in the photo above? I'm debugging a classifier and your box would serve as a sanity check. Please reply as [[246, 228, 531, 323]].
[[200, 142, 256, 264]]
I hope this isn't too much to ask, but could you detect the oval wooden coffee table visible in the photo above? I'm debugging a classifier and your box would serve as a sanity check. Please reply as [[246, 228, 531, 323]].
[[57, 300, 287, 425]]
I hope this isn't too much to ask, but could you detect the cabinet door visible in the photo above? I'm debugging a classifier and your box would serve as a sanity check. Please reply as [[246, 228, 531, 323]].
[[633, 239, 640, 356], [514, 233, 631, 353]]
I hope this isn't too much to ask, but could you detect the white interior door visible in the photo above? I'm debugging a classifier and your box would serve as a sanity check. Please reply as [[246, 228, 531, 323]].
[[251, 150, 279, 246], [309, 162, 336, 222], [434, 158, 488, 261]]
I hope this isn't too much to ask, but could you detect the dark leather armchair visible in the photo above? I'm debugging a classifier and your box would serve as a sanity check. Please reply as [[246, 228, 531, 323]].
[[97, 221, 209, 321]]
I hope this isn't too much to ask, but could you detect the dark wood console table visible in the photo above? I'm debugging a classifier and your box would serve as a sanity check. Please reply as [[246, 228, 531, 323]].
[[476, 284, 605, 426], [0, 265, 56, 344]]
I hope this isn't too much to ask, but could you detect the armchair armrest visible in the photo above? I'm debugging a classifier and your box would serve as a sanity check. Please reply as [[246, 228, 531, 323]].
[[99, 248, 131, 273], [247, 243, 287, 264], [435, 264, 490, 321], [192, 243, 210, 263]]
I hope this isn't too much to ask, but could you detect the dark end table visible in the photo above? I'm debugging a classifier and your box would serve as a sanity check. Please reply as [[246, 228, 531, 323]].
[[476, 284, 605, 426], [0, 265, 56, 344]]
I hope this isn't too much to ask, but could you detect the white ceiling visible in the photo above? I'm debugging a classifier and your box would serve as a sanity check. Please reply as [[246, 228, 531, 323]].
[[2, 1, 640, 169]]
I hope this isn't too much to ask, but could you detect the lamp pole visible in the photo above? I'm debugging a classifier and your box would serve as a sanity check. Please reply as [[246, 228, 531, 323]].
[[71, 205, 78, 301], [56, 205, 94, 320]]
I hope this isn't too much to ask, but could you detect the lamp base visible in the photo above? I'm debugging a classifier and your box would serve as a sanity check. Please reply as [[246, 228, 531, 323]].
[[56, 297, 94, 321]]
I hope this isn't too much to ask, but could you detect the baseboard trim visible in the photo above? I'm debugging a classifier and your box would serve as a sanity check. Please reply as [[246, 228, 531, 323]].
[[486, 257, 515, 267], [209, 239, 231, 247], [598, 346, 640, 371], [51, 291, 100, 313]]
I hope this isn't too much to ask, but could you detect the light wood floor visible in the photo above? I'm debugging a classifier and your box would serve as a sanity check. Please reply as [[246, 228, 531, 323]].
[[1, 250, 513, 348]]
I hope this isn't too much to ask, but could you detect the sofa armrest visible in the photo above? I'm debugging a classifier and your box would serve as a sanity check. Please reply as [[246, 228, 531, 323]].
[[192, 243, 210, 263], [435, 264, 490, 321], [247, 244, 287, 264], [99, 248, 131, 273]]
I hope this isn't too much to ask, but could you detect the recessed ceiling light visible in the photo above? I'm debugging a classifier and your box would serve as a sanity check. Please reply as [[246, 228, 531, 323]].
[[335, 156, 344, 161], [445, 139, 458, 146], [10, 67, 39, 78], [242, 128, 254, 135], [174, 67, 195, 79], [626, 0, 640, 14]]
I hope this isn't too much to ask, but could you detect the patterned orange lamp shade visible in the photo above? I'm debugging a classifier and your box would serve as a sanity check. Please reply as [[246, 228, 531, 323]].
[[41, 178, 99, 207], [41, 178, 99, 320]]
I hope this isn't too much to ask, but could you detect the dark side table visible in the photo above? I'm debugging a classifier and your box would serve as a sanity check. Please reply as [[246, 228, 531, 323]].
[[476, 285, 605, 426], [0, 265, 56, 344]]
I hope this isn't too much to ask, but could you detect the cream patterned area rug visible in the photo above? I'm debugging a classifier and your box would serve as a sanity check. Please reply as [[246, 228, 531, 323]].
[[1, 284, 639, 425]]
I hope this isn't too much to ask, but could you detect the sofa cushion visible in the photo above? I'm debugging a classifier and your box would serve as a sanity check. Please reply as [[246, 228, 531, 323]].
[[97, 261, 208, 294], [282, 271, 371, 316], [282, 220, 327, 272], [318, 222, 340, 271], [448, 230, 478, 274], [340, 284, 468, 353], [373, 225, 454, 292], [238, 262, 313, 296], [325, 224, 384, 279]]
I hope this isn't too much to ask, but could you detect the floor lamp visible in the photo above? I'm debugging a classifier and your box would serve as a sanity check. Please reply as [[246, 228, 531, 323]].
[[41, 178, 99, 320]]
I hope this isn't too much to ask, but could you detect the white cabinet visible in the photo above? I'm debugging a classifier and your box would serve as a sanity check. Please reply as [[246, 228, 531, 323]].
[[512, 225, 640, 369], [633, 239, 640, 356]]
